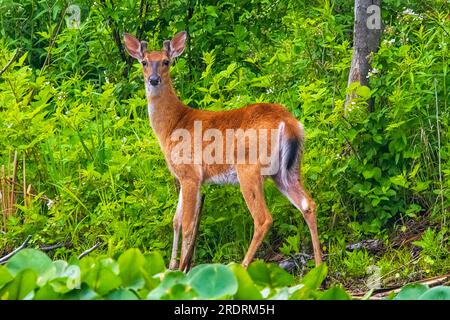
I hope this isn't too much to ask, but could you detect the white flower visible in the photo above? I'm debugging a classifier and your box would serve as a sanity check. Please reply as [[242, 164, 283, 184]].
[[47, 199, 54, 209], [402, 8, 417, 16], [121, 137, 127, 144], [367, 68, 379, 79], [265, 88, 274, 94]]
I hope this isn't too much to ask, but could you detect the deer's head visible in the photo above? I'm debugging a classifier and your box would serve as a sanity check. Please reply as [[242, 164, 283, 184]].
[[123, 31, 187, 96]]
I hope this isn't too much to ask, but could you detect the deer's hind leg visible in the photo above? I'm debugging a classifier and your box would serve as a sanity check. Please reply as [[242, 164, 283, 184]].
[[273, 171, 322, 266], [237, 165, 273, 268]]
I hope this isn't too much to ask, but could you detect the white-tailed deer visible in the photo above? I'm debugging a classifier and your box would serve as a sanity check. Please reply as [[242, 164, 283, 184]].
[[124, 31, 322, 271]]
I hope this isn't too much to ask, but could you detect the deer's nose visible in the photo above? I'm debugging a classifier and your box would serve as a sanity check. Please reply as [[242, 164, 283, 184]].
[[149, 76, 161, 86]]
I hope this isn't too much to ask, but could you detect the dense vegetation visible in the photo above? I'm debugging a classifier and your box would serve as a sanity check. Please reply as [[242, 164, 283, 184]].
[[2, 248, 449, 300], [0, 0, 449, 296]]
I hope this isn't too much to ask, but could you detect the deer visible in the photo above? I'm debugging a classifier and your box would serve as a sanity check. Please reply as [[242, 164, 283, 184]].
[[123, 31, 322, 271]]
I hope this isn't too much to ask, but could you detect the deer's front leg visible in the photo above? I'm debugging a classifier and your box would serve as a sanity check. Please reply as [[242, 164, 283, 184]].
[[179, 179, 201, 272], [169, 188, 183, 270]]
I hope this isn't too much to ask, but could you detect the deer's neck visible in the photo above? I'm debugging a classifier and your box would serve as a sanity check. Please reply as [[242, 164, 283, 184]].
[[146, 79, 188, 146]]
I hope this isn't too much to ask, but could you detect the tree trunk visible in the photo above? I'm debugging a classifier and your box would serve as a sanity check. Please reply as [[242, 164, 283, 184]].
[[345, 0, 383, 112]]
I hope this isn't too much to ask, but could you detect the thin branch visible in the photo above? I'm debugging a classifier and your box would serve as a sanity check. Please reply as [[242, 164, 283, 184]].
[[185, 0, 195, 80], [23, 153, 27, 207], [39, 4, 68, 76], [435, 77, 445, 233], [0, 49, 23, 78], [9, 151, 18, 217], [99, 0, 130, 76], [78, 242, 101, 259], [364, 273, 450, 300], [0, 235, 32, 264], [40, 241, 72, 251]]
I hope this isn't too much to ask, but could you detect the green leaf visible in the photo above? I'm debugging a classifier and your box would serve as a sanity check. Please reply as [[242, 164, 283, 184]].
[[356, 85, 371, 99], [363, 167, 381, 180], [142, 252, 165, 290], [206, 6, 218, 17], [63, 283, 100, 300], [160, 283, 198, 300], [34, 283, 61, 300], [418, 286, 450, 300], [83, 265, 121, 295], [0, 267, 13, 290], [144, 252, 165, 276], [6, 249, 55, 286], [319, 287, 351, 300], [118, 249, 145, 290], [228, 263, 262, 300], [0, 269, 37, 300], [289, 265, 328, 300], [247, 260, 294, 288], [390, 174, 408, 187], [394, 284, 428, 300], [187, 264, 238, 299], [147, 271, 188, 300], [106, 288, 139, 300], [300, 264, 328, 289]]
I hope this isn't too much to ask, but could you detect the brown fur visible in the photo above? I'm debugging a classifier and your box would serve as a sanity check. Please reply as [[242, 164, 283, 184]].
[[124, 32, 322, 270]]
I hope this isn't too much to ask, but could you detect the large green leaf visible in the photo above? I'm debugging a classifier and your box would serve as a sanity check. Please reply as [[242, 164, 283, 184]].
[[107, 288, 139, 300], [247, 260, 294, 288], [83, 264, 121, 295], [147, 271, 188, 300], [319, 287, 351, 300], [0, 267, 13, 290], [0, 269, 37, 300], [228, 263, 262, 300], [118, 249, 145, 290], [34, 283, 61, 300], [144, 252, 166, 276], [300, 263, 328, 289], [187, 264, 238, 299], [142, 252, 165, 289], [289, 264, 328, 300], [159, 283, 198, 300], [63, 283, 100, 300], [418, 286, 450, 300], [6, 249, 55, 286], [394, 284, 429, 300], [356, 85, 371, 99]]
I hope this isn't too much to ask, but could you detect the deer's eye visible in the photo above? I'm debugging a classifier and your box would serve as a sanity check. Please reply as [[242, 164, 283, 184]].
[[142, 60, 147, 67], [163, 59, 170, 66]]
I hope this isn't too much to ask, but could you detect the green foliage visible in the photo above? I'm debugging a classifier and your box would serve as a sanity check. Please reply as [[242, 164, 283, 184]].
[[393, 284, 450, 300], [0, 248, 347, 300]]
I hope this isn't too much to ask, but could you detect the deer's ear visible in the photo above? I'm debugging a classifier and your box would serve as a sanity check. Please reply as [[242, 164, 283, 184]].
[[163, 40, 171, 55], [166, 31, 187, 59], [123, 33, 144, 60]]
